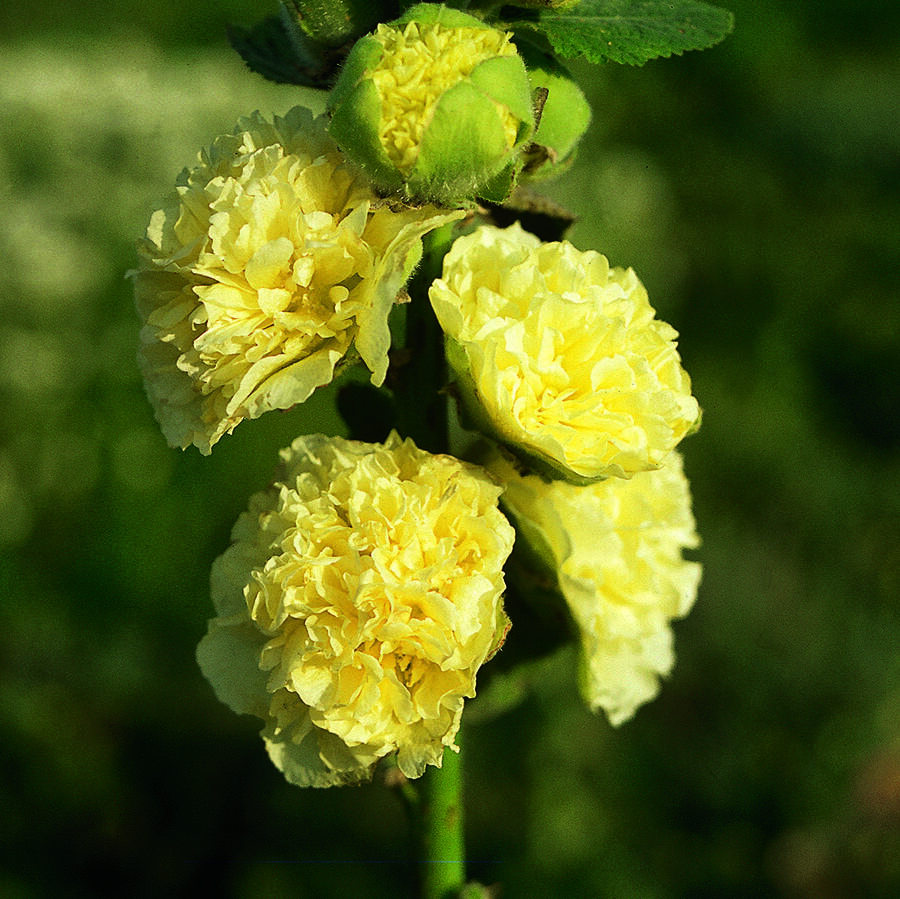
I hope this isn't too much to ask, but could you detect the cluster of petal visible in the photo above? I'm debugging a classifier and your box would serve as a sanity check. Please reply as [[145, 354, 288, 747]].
[[197, 432, 515, 786], [487, 447, 701, 725], [430, 223, 700, 480], [133, 106, 454, 454], [370, 19, 520, 174]]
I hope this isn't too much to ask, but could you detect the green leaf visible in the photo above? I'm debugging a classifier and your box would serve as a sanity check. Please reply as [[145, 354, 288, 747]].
[[508, 0, 735, 66], [228, 0, 383, 89], [226, 14, 332, 87]]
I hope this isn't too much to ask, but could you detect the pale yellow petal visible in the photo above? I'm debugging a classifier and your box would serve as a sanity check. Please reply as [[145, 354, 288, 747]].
[[133, 107, 450, 453], [431, 223, 701, 480], [197, 433, 515, 787]]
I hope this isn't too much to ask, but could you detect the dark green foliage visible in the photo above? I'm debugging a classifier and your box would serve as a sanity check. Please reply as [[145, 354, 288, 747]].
[[226, 13, 336, 86], [229, 0, 734, 91], [508, 0, 734, 65]]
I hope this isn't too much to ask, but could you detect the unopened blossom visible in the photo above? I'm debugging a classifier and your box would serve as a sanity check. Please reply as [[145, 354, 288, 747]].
[[133, 106, 457, 453], [197, 432, 515, 787], [486, 446, 701, 725], [328, 3, 534, 203], [430, 223, 700, 482]]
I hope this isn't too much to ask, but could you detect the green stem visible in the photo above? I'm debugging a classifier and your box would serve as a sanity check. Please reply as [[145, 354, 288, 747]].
[[420, 735, 466, 899], [392, 220, 461, 453], [394, 289, 449, 454], [391, 220, 469, 897]]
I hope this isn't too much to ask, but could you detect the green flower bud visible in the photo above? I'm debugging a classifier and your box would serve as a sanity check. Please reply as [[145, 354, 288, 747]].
[[328, 3, 535, 205], [518, 40, 592, 181]]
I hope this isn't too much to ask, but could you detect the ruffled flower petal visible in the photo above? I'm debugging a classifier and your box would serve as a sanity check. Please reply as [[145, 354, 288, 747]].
[[133, 106, 458, 454], [486, 447, 701, 725], [197, 432, 515, 787], [430, 223, 701, 481]]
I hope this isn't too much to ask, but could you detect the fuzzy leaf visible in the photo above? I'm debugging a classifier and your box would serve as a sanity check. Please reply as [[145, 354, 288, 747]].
[[226, 14, 332, 87], [509, 0, 734, 66]]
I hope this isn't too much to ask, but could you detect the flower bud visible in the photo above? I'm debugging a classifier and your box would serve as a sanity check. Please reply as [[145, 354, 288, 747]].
[[328, 3, 535, 204]]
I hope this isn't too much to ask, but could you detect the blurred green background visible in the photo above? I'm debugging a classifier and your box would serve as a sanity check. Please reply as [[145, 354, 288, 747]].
[[2, 1, 899, 896]]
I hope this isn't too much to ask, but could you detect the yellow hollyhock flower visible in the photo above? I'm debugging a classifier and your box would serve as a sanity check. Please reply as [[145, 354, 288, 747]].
[[486, 446, 701, 725], [133, 106, 458, 454], [197, 432, 514, 787], [430, 223, 700, 482]]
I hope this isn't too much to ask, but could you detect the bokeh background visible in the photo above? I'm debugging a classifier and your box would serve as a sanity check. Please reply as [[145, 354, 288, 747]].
[[2, 1, 899, 896]]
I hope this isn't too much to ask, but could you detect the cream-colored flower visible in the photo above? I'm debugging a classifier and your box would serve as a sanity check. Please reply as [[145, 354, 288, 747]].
[[133, 106, 458, 454], [197, 432, 514, 787], [486, 446, 701, 725], [430, 223, 700, 481]]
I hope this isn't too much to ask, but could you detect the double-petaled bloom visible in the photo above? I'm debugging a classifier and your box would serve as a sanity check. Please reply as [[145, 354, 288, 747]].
[[485, 446, 701, 725], [133, 106, 457, 454], [197, 432, 515, 786], [430, 223, 701, 482]]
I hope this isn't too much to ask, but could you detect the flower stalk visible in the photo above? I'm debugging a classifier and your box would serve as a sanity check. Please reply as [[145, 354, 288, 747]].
[[419, 736, 466, 899], [131, 0, 732, 891], [392, 222, 460, 453]]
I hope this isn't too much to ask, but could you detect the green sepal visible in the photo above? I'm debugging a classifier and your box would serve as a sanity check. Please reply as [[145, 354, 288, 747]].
[[396, 2, 492, 29], [328, 72, 406, 194], [517, 37, 591, 181], [408, 79, 516, 204], [500, 435, 614, 486], [404, 54, 534, 204], [326, 33, 384, 110], [475, 157, 523, 204], [467, 54, 535, 143]]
